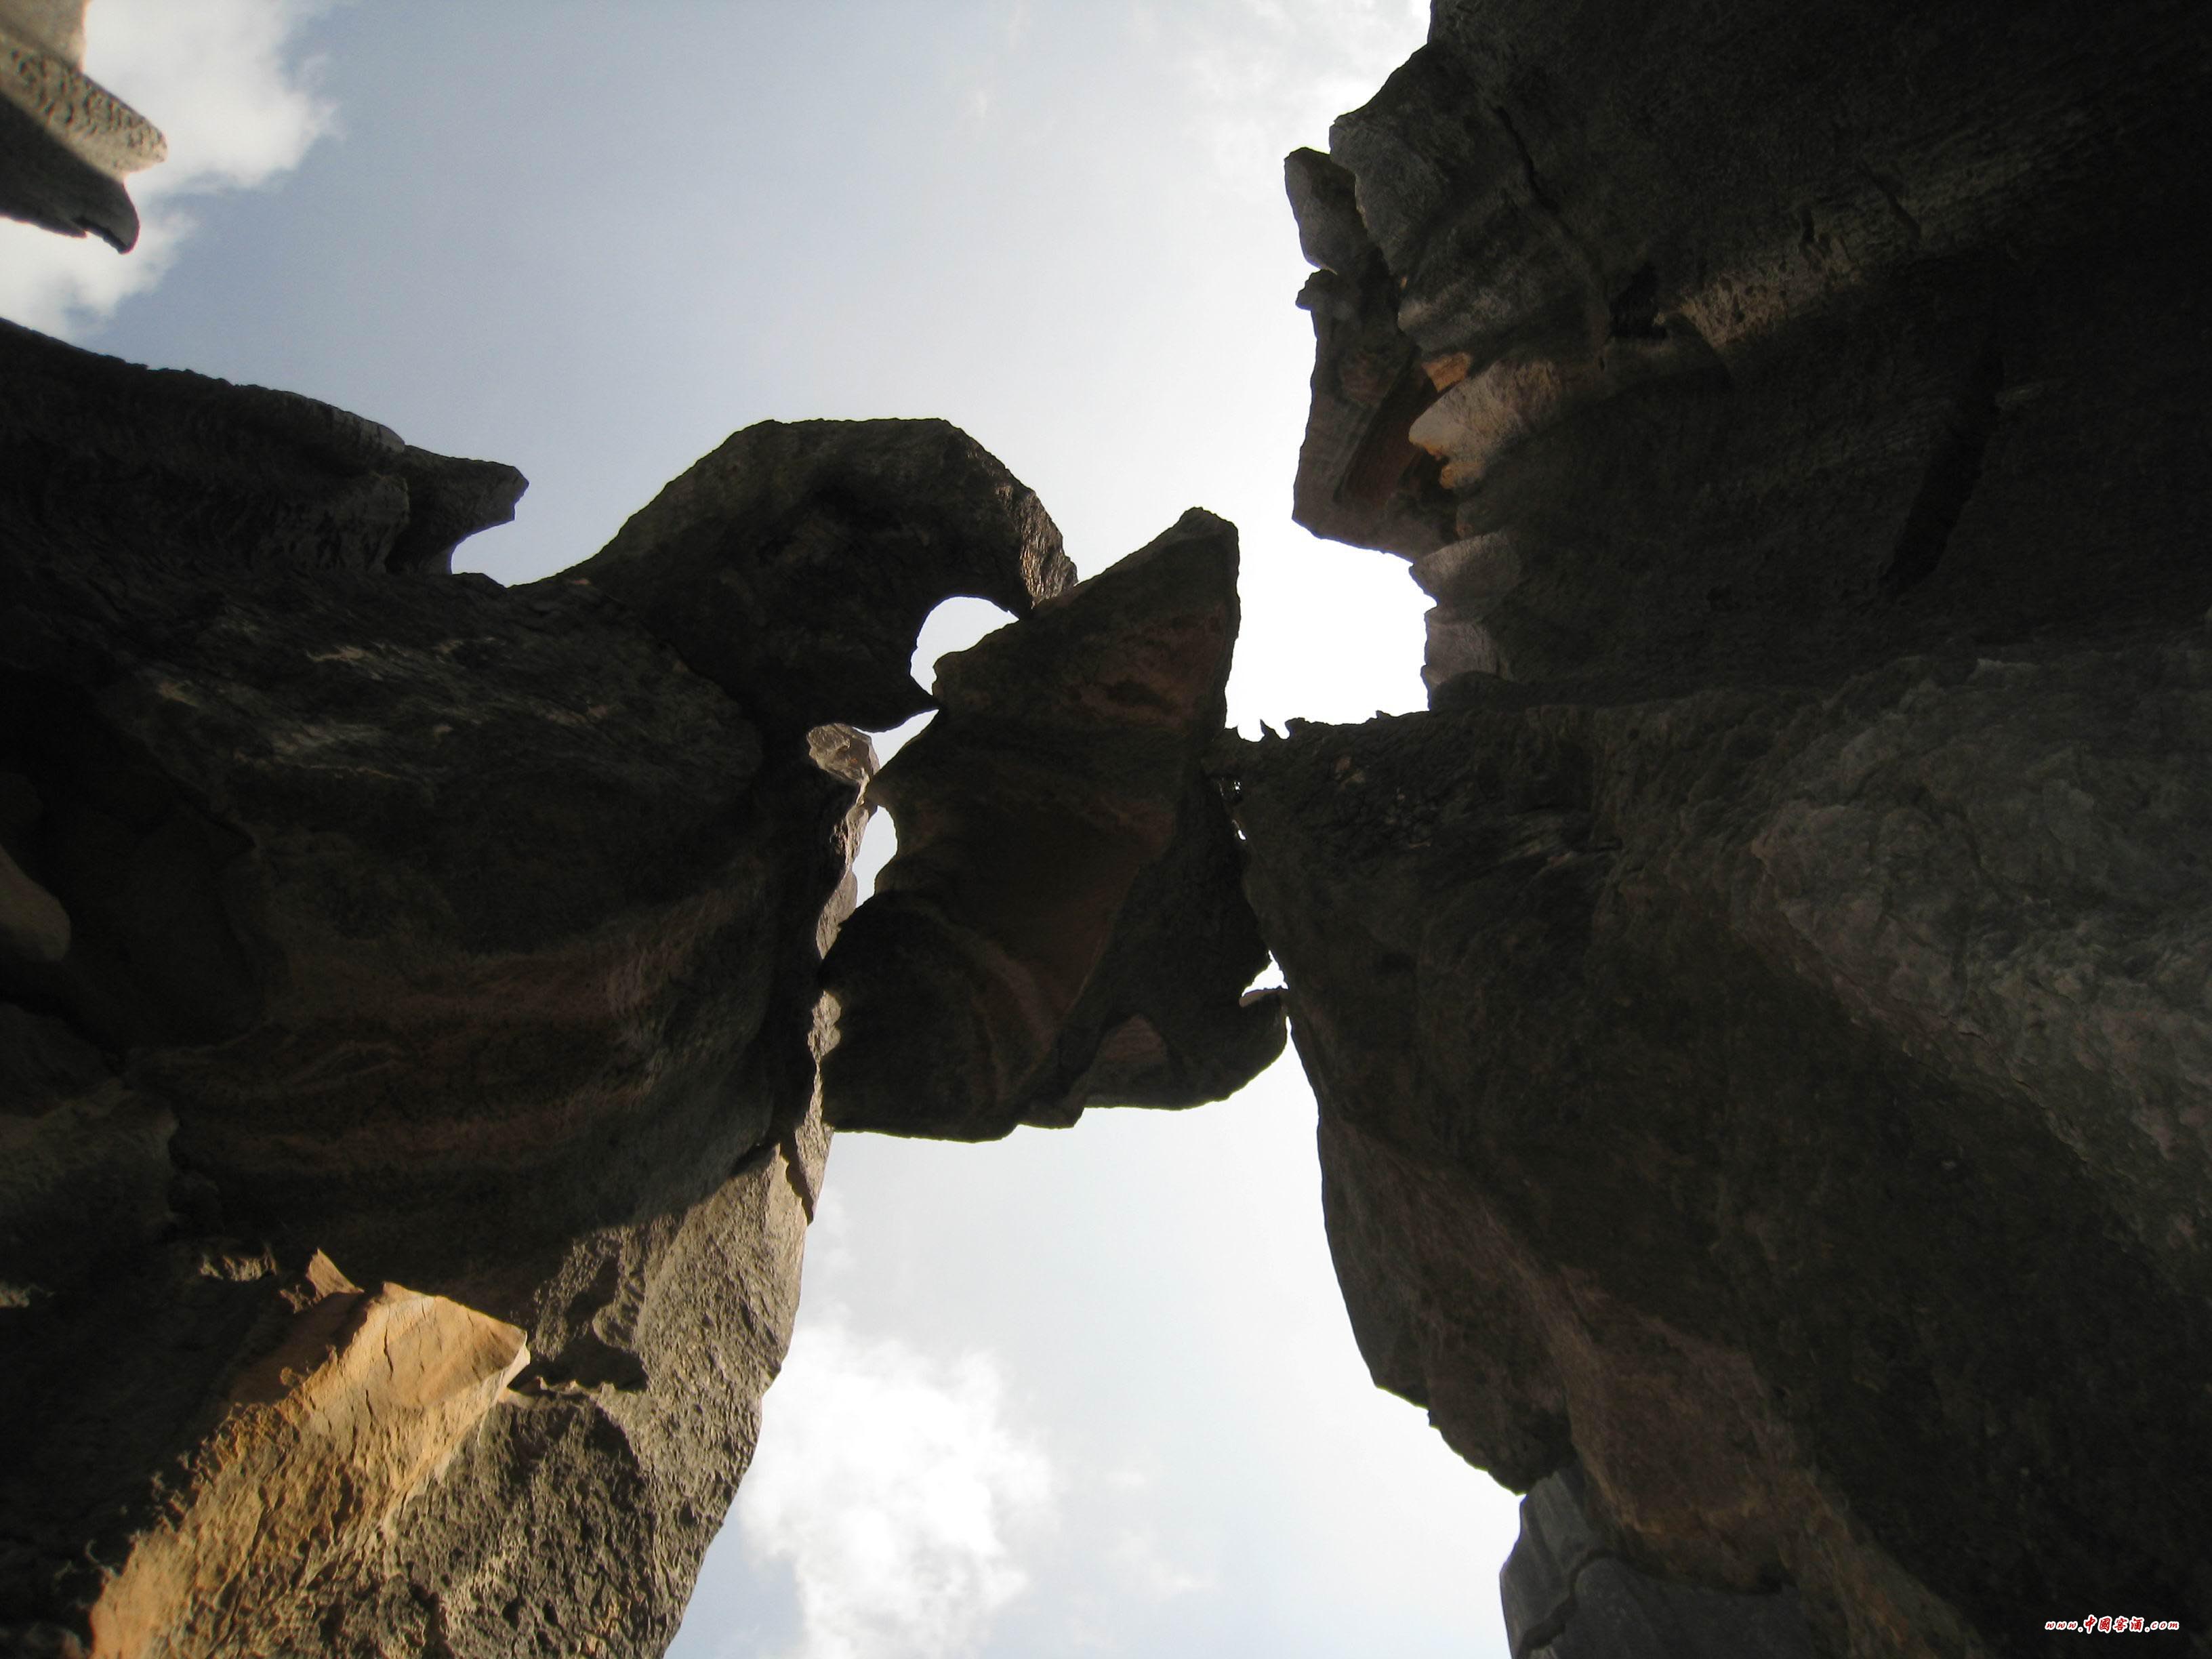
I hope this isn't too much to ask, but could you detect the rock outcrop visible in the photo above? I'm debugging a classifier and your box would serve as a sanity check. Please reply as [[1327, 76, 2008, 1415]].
[[1502, 1462, 1814, 1659], [0, 310, 1284, 1651], [0, 0, 165, 250], [820, 508, 1285, 1140], [1227, 662, 2212, 1656], [0, 322, 1074, 1654], [1258, 0, 2212, 1653], [569, 418, 1075, 737]]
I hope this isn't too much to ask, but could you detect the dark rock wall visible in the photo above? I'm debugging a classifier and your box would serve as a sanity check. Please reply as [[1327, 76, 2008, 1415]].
[[1504, 1461, 1816, 1659], [0, 326, 1065, 1655], [1227, 659, 2212, 1654], [1292, 0, 2212, 697], [1257, 0, 2212, 1654]]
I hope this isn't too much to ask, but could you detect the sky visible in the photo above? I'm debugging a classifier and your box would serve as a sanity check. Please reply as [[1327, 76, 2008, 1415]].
[[2, 3, 1525, 1654]]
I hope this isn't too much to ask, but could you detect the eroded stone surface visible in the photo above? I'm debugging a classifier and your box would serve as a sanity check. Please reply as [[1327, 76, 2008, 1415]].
[[1290, 0, 2212, 703], [79, 1254, 528, 1656], [571, 417, 1074, 737], [0, 321, 1029, 1656], [1284, 147, 1455, 563], [0, 0, 163, 249], [0, 319, 527, 589], [820, 508, 1284, 1140], [1503, 1462, 1814, 1659], [1227, 653, 2212, 1655], [1267, 1, 2212, 1652]]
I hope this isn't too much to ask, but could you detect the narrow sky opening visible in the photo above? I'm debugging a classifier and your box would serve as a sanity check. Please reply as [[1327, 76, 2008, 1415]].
[[35, 5, 1521, 1657]]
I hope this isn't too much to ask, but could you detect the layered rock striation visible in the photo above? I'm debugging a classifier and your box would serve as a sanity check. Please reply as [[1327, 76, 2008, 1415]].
[[1258, 0, 2212, 1652], [0, 322, 1084, 1654]]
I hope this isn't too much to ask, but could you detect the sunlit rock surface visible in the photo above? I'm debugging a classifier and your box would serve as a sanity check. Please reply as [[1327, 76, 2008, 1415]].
[[0, 326, 1069, 1655], [1265, 0, 2212, 1652], [0, 0, 164, 250]]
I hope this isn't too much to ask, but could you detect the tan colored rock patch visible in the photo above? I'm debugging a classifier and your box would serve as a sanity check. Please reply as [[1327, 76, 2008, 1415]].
[[83, 1256, 526, 1659]]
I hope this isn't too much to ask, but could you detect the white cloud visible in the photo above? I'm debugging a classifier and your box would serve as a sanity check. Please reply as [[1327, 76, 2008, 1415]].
[[0, 0, 335, 337], [739, 1316, 1054, 1659]]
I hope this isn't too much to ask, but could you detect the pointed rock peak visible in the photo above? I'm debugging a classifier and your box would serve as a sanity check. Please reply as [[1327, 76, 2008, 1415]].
[[932, 506, 1241, 742], [819, 509, 1282, 1141]]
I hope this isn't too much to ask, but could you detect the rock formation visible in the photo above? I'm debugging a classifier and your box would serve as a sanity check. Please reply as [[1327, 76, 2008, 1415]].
[[0, 319, 1094, 1654], [0, 293, 1287, 1652], [7, 0, 2212, 1650], [0, 290, 1286, 1645], [1502, 1462, 1816, 1658], [820, 507, 1285, 1140], [568, 418, 1075, 738], [1252, 0, 2212, 1652], [0, 0, 165, 251]]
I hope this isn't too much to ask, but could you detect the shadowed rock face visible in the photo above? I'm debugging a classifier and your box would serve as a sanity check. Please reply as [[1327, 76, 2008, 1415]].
[[1261, 0, 2212, 1654], [1292, 0, 2212, 701], [1227, 665, 2212, 1656], [820, 508, 1286, 1140], [0, 318, 527, 586], [1502, 1462, 1816, 1659], [570, 417, 1076, 736], [0, 310, 1284, 1650], [0, 327, 1080, 1656]]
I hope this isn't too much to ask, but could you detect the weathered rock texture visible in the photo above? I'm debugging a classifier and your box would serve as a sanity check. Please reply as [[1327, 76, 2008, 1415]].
[[1504, 1461, 1814, 1659], [0, 0, 165, 251], [1292, 0, 2212, 701], [0, 319, 1071, 1654], [1258, 0, 2212, 1653], [14, 0, 2212, 1649], [820, 508, 1285, 1140], [570, 418, 1075, 737]]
